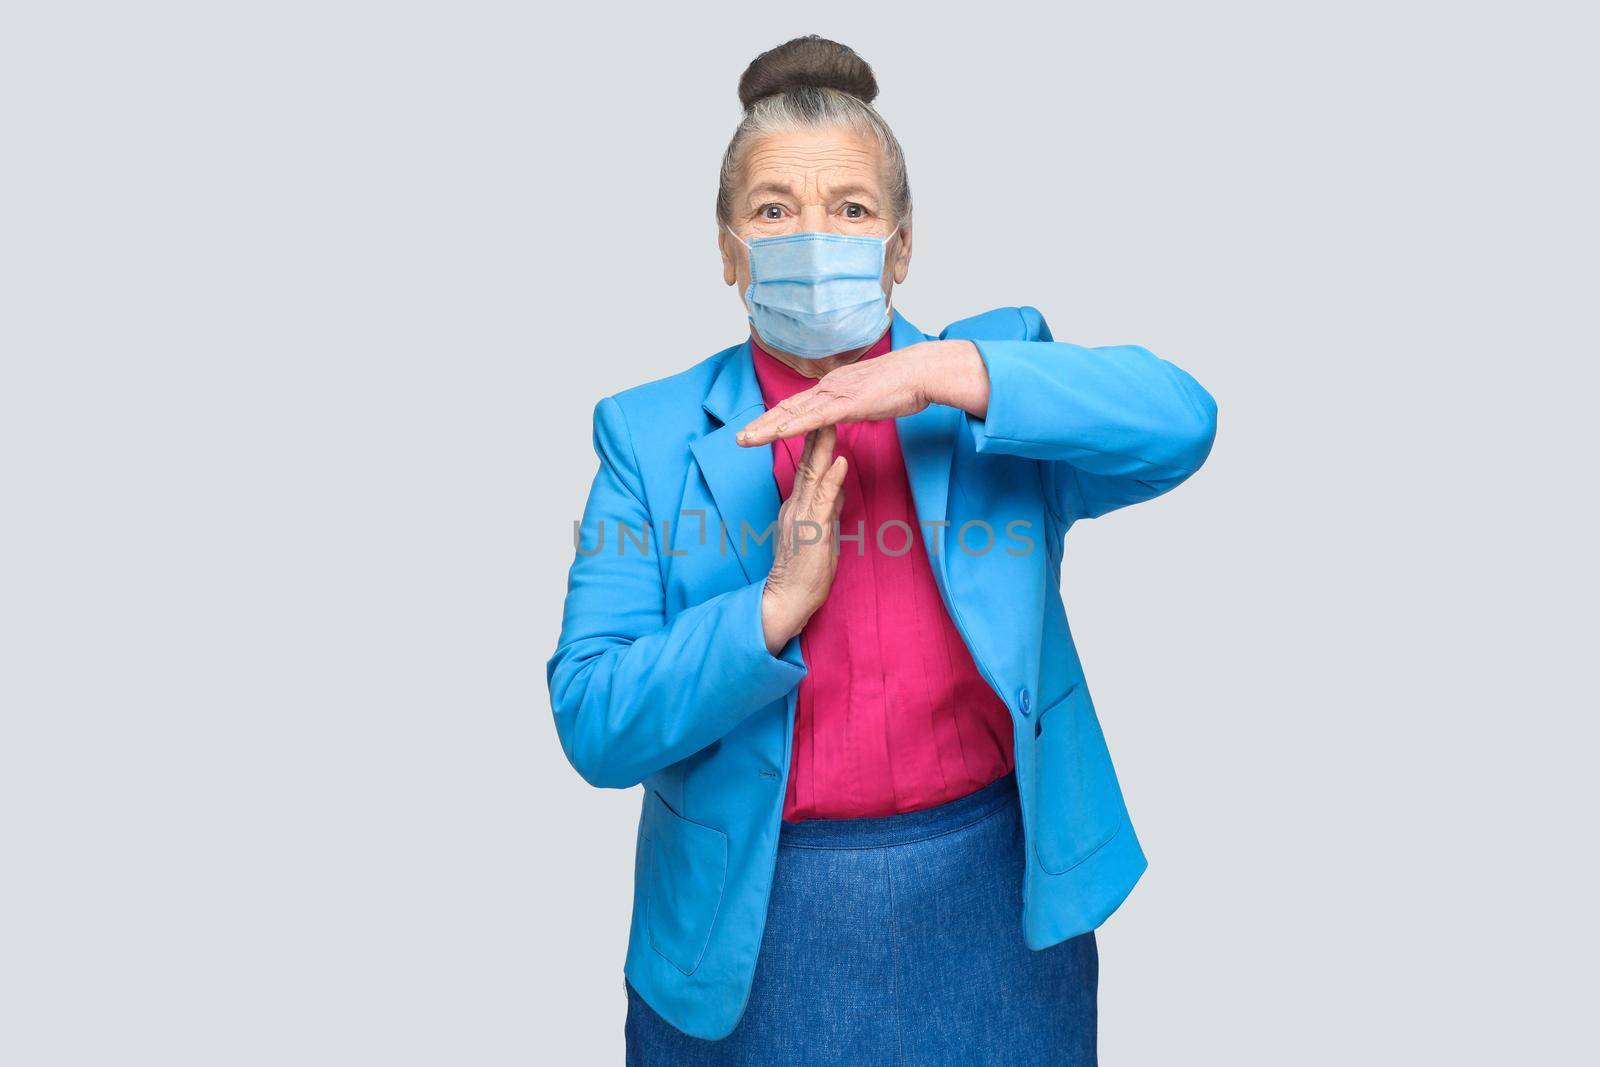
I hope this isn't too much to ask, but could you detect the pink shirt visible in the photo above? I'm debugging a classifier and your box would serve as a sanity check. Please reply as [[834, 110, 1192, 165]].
[[750, 328, 1016, 822]]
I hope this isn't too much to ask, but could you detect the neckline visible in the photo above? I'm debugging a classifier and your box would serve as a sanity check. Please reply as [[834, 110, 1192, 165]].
[[749, 325, 895, 404]]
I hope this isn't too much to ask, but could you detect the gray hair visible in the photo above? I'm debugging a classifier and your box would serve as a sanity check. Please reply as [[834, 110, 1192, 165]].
[[715, 85, 913, 229]]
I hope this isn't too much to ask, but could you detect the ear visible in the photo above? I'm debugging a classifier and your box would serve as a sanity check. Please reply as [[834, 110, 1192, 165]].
[[719, 228, 739, 286], [890, 221, 913, 284]]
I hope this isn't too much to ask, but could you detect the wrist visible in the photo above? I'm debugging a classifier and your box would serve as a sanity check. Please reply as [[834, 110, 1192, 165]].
[[924, 340, 989, 417], [760, 579, 806, 655]]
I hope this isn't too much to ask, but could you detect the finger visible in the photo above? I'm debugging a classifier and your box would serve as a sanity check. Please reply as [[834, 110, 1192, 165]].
[[736, 399, 794, 446], [828, 451, 849, 488], [738, 388, 828, 446], [804, 424, 837, 486], [793, 425, 834, 506], [790, 428, 821, 494], [813, 453, 848, 514], [812, 447, 851, 505]]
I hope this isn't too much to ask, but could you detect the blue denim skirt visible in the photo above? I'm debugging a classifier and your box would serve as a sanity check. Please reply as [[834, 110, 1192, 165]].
[[624, 770, 1098, 1065]]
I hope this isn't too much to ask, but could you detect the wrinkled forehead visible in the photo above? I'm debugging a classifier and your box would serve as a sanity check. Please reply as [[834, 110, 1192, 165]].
[[738, 127, 888, 205]]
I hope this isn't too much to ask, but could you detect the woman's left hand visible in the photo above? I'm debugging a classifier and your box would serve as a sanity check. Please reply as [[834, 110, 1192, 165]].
[[736, 340, 990, 447]]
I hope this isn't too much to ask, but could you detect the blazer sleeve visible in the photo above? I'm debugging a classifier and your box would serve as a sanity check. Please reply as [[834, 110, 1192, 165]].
[[957, 307, 1219, 521], [545, 395, 807, 789]]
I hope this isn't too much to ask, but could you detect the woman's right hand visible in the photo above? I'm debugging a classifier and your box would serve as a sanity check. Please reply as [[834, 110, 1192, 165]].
[[760, 425, 847, 655]]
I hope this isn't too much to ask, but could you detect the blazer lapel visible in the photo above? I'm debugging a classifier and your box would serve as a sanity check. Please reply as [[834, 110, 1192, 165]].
[[890, 310, 960, 597], [689, 340, 779, 584]]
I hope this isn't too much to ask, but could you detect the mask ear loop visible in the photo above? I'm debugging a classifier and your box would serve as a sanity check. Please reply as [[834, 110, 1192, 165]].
[[875, 224, 904, 283], [883, 223, 902, 261]]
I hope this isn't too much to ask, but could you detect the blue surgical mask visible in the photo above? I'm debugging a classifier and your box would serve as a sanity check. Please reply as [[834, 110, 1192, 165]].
[[726, 224, 901, 359]]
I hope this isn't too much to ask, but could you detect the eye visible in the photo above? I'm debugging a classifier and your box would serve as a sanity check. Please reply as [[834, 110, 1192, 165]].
[[843, 203, 867, 219], [760, 204, 786, 220]]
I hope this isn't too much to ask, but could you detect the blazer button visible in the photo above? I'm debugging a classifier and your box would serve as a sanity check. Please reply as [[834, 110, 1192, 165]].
[[1018, 687, 1032, 716]]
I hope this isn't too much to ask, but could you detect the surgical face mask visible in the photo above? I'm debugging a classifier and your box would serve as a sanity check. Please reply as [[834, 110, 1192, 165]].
[[725, 224, 900, 359]]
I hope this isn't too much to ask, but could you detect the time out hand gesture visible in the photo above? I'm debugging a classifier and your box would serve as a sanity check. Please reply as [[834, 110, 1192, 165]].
[[760, 425, 848, 655], [736, 340, 990, 448]]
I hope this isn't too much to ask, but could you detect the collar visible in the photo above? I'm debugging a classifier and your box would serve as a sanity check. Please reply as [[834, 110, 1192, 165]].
[[702, 307, 925, 425]]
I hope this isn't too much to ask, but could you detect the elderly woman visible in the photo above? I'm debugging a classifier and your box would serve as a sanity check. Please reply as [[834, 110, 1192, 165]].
[[547, 35, 1217, 1065]]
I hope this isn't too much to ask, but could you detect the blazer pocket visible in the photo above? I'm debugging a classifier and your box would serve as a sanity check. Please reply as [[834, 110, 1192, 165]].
[[1031, 683, 1123, 876], [645, 790, 729, 976]]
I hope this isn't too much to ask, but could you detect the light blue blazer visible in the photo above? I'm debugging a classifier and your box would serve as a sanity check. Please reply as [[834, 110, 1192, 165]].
[[547, 305, 1218, 1039]]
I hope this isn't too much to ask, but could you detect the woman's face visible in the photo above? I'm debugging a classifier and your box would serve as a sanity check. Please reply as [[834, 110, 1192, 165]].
[[719, 126, 913, 302]]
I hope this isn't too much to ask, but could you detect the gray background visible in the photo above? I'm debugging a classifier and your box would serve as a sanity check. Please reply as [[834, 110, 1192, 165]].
[[3, 1, 1595, 1063]]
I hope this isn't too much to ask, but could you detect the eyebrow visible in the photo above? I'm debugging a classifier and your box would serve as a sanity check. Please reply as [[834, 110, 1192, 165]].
[[745, 180, 800, 202], [822, 183, 881, 202], [744, 180, 883, 203]]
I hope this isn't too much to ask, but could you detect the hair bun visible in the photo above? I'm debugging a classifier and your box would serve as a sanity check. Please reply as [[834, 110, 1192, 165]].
[[738, 35, 879, 110]]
